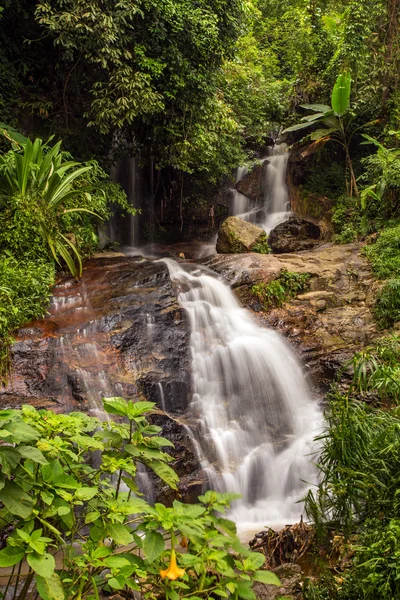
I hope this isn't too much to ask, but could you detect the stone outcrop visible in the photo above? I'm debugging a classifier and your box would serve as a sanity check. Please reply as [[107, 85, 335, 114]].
[[236, 163, 265, 202], [201, 243, 381, 391], [216, 216, 269, 254], [268, 216, 321, 253], [0, 255, 202, 501]]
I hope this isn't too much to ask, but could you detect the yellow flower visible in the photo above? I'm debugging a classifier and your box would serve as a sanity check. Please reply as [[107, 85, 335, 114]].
[[160, 548, 185, 580]]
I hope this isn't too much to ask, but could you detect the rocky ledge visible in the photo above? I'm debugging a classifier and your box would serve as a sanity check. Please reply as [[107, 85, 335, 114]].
[[201, 242, 381, 390], [0, 256, 202, 501]]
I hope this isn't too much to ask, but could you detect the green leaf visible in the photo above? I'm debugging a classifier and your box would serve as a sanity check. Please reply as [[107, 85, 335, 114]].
[[18, 446, 48, 465], [85, 510, 101, 524], [331, 72, 351, 116], [57, 506, 70, 516], [300, 103, 331, 113], [52, 474, 79, 489], [74, 486, 98, 501], [35, 573, 65, 600], [102, 397, 129, 417], [234, 580, 256, 600], [103, 556, 132, 569], [148, 461, 179, 490], [0, 447, 21, 476], [143, 531, 164, 561], [126, 401, 155, 419], [1, 481, 34, 517], [27, 553, 55, 578], [0, 545, 25, 567], [4, 421, 39, 442], [243, 553, 265, 571], [106, 523, 133, 546], [252, 570, 281, 585]]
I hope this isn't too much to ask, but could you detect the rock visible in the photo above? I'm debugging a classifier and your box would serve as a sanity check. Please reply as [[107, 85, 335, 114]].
[[253, 564, 302, 600], [0, 256, 199, 502], [216, 217, 269, 254], [268, 217, 321, 253], [201, 243, 381, 392], [236, 163, 265, 202]]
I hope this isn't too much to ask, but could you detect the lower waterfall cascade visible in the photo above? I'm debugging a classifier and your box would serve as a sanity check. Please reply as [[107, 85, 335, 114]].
[[163, 258, 322, 537]]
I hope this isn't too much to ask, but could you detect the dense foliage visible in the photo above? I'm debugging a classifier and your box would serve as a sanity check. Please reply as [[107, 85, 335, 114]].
[[0, 131, 130, 379], [0, 397, 279, 599]]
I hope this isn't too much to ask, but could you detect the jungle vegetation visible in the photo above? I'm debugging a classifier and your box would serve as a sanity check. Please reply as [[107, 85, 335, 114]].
[[1, 0, 400, 598]]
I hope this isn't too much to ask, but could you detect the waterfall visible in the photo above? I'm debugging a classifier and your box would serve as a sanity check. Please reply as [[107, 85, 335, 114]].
[[163, 258, 321, 536], [262, 144, 292, 233]]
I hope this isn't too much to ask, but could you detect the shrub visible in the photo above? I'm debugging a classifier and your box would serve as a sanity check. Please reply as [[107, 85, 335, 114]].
[[306, 392, 400, 536], [341, 519, 400, 600], [0, 256, 54, 382], [349, 335, 400, 400], [364, 223, 400, 278], [374, 279, 400, 328], [0, 397, 279, 600], [251, 269, 310, 309]]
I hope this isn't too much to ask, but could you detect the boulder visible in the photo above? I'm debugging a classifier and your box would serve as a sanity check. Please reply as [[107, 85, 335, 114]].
[[236, 163, 265, 202], [216, 216, 269, 254], [268, 216, 321, 253]]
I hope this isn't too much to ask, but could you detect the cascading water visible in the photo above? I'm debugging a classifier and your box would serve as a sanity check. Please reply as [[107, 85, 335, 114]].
[[262, 144, 292, 233], [163, 258, 322, 536], [230, 166, 251, 219]]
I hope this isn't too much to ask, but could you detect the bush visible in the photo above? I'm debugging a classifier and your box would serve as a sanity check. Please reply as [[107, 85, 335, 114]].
[[341, 519, 400, 600], [331, 196, 361, 244], [374, 279, 400, 328], [0, 256, 54, 382], [251, 269, 310, 309], [306, 391, 400, 536], [0, 397, 279, 599], [364, 223, 400, 278]]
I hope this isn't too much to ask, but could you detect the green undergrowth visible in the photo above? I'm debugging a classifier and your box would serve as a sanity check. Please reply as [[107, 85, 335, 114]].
[[0, 256, 55, 382], [363, 222, 400, 279], [0, 131, 131, 382], [304, 335, 400, 599], [251, 269, 310, 309], [0, 396, 280, 600], [362, 223, 400, 329]]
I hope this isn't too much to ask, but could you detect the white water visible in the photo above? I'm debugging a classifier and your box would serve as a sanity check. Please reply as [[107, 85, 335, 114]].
[[262, 144, 292, 233], [163, 259, 322, 537]]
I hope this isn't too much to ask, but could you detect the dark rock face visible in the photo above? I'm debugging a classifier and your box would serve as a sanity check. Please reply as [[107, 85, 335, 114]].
[[216, 216, 269, 254], [236, 163, 265, 202], [268, 217, 321, 253], [0, 256, 202, 502], [1, 256, 191, 414]]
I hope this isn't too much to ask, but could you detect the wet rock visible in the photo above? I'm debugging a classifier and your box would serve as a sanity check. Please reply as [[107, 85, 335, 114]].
[[268, 217, 321, 253], [217, 217, 269, 254], [236, 163, 265, 202], [201, 243, 380, 392], [1, 257, 191, 415]]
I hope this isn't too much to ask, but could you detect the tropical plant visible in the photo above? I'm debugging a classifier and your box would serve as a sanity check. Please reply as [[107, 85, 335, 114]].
[[305, 391, 400, 536], [358, 133, 400, 229], [363, 223, 400, 279], [0, 131, 98, 277], [0, 398, 279, 600], [252, 269, 310, 309], [283, 73, 367, 197]]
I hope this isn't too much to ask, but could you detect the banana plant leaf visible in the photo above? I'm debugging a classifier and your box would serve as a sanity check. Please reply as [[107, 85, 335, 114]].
[[331, 73, 351, 116], [300, 104, 331, 113]]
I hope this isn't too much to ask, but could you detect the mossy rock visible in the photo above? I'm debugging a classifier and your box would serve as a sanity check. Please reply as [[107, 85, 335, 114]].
[[216, 216, 270, 254]]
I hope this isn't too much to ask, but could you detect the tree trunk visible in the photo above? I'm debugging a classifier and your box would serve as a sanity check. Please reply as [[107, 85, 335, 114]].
[[345, 146, 359, 197]]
